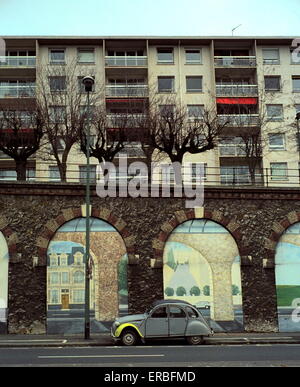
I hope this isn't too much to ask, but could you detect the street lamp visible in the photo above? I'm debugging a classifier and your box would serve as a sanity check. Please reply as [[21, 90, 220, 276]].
[[296, 111, 300, 185], [82, 76, 94, 340]]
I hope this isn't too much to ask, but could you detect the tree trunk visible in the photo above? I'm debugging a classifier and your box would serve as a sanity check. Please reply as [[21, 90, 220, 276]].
[[15, 159, 27, 181]]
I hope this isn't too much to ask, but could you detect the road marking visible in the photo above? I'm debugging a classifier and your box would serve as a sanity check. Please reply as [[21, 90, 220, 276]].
[[38, 354, 165, 359]]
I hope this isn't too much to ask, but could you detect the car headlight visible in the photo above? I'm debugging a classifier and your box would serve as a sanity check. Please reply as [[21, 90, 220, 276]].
[[115, 321, 120, 327]]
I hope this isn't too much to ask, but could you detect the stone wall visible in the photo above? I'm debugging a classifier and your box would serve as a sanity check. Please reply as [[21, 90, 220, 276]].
[[1, 182, 300, 333]]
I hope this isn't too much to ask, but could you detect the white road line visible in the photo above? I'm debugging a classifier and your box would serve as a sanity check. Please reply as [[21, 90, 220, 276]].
[[38, 354, 165, 359]]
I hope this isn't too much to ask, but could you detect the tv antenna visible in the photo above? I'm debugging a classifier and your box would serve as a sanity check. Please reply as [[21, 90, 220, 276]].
[[231, 24, 242, 36]]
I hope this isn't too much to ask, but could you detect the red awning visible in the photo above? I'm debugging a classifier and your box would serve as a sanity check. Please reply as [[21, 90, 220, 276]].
[[216, 97, 258, 105]]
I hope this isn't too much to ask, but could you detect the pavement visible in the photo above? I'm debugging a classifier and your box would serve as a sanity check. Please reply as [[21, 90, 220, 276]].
[[1, 332, 300, 348]]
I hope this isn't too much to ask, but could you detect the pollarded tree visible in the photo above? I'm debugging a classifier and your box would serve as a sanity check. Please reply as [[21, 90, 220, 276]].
[[0, 103, 45, 180]]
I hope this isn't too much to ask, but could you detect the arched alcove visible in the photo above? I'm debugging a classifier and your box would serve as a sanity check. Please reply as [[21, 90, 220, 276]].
[[46, 217, 127, 334], [275, 222, 300, 332], [163, 219, 243, 332]]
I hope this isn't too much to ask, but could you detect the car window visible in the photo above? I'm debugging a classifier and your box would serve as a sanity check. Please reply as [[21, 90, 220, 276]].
[[169, 306, 186, 318], [151, 306, 168, 318], [186, 306, 198, 318]]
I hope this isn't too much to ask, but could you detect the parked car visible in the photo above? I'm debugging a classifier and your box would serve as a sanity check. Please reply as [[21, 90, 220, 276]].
[[111, 299, 213, 346]]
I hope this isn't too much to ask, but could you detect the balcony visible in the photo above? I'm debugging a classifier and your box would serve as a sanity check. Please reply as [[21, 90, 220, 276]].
[[216, 84, 258, 97], [219, 144, 246, 157], [0, 56, 36, 68], [107, 113, 146, 127], [105, 56, 148, 67], [214, 56, 256, 68], [105, 84, 148, 98], [218, 114, 260, 127], [0, 85, 36, 98]]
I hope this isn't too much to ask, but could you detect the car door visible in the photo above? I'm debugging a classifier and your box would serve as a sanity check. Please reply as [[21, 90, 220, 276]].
[[145, 306, 169, 337], [169, 305, 188, 337]]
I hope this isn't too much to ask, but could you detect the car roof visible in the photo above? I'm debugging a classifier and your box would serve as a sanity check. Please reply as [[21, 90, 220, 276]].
[[152, 299, 193, 307]]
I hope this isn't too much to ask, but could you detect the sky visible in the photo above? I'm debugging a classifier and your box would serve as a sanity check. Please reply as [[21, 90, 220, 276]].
[[0, 0, 299, 37]]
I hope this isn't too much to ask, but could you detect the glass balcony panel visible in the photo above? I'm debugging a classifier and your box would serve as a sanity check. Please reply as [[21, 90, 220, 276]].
[[0, 56, 36, 67]]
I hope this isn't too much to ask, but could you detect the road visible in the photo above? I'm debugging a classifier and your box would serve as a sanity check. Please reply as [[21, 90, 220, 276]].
[[1, 344, 300, 367]]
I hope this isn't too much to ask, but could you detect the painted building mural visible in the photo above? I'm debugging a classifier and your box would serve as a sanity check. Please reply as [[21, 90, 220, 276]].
[[0, 232, 9, 334], [47, 217, 128, 334], [275, 222, 300, 332], [163, 219, 243, 332]]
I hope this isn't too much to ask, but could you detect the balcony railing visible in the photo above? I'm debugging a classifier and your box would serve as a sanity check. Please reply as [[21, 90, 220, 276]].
[[0, 56, 36, 67], [105, 85, 149, 98], [219, 144, 247, 157], [218, 114, 260, 127], [216, 84, 258, 97], [107, 113, 146, 127], [0, 85, 36, 98], [214, 56, 256, 67], [105, 56, 148, 67]]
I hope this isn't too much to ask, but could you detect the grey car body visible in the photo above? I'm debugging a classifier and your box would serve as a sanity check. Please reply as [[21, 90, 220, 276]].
[[111, 300, 213, 345]]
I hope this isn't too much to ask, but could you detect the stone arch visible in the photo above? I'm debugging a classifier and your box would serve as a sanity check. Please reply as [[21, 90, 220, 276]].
[[0, 216, 18, 259], [265, 211, 300, 265], [36, 206, 136, 266], [160, 215, 244, 326], [152, 208, 246, 268]]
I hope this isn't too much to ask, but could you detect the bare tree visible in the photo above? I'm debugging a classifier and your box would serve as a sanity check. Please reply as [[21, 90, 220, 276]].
[[138, 95, 229, 164], [37, 60, 99, 182], [0, 102, 44, 180]]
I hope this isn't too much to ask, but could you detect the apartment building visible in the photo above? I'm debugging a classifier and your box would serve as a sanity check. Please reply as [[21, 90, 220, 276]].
[[0, 36, 300, 187]]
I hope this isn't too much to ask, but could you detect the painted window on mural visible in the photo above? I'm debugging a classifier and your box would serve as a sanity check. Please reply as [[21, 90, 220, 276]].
[[47, 217, 128, 334], [0, 232, 9, 334], [275, 222, 300, 332], [163, 219, 243, 332]]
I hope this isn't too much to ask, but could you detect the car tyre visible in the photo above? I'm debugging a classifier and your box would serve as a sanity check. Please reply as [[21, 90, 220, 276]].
[[121, 329, 139, 346], [186, 336, 204, 345]]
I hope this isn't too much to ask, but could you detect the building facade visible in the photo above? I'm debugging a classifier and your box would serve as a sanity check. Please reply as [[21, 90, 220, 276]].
[[0, 36, 299, 185]]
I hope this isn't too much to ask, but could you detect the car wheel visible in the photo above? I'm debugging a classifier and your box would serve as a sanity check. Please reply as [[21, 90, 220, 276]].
[[121, 329, 138, 346], [186, 336, 204, 345]]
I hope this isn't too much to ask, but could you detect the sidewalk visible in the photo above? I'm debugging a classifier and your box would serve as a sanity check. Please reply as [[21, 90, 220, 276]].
[[1, 332, 300, 348]]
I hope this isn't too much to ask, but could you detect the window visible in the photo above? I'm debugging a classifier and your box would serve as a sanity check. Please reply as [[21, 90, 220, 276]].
[[49, 166, 60, 181], [169, 306, 186, 318], [221, 166, 250, 185], [264, 76, 281, 91], [187, 104, 204, 119], [159, 104, 175, 116], [73, 271, 84, 284], [186, 76, 202, 92], [157, 48, 174, 64], [49, 76, 66, 92], [50, 272, 60, 285], [186, 307, 198, 318], [0, 170, 17, 181], [292, 77, 300, 93], [185, 49, 201, 64], [266, 104, 283, 121], [269, 133, 285, 150], [49, 106, 66, 123], [49, 254, 58, 267], [161, 164, 176, 184], [77, 49, 95, 63], [270, 162, 288, 180], [49, 49, 65, 64], [61, 272, 69, 284], [73, 289, 84, 303], [79, 165, 97, 183], [49, 290, 59, 304], [60, 255, 68, 266], [291, 46, 300, 64], [158, 76, 175, 93], [262, 48, 280, 64], [151, 306, 168, 318]]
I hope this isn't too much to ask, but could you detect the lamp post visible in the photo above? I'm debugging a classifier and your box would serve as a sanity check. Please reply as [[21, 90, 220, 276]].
[[296, 111, 300, 185], [82, 76, 94, 340]]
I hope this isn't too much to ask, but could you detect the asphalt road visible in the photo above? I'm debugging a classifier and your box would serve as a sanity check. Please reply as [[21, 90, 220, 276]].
[[1, 344, 300, 367]]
